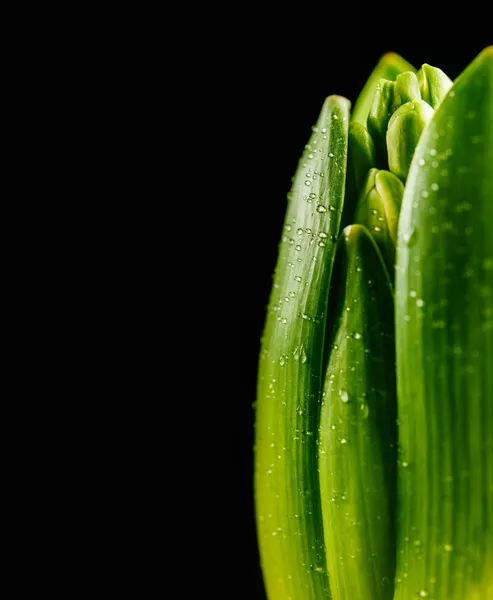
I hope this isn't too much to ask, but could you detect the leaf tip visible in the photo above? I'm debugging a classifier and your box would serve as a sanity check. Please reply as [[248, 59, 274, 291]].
[[482, 45, 493, 58]]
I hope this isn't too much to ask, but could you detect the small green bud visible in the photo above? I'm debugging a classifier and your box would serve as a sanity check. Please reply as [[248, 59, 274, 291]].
[[417, 64, 453, 108], [354, 168, 404, 275], [386, 100, 434, 181], [367, 79, 396, 167], [393, 71, 421, 110]]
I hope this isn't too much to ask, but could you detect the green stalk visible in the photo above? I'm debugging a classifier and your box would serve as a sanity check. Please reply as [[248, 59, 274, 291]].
[[395, 46, 493, 600], [255, 95, 349, 600]]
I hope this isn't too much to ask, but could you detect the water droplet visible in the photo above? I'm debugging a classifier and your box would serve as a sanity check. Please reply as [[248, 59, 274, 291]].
[[431, 183, 439, 191], [332, 114, 338, 120], [403, 228, 417, 247], [421, 190, 429, 198], [305, 180, 311, 187], [316, 204, 328, 213], [295, 244, 302, 251], [416, 298, 424, 307], [296, 228, 304, 235], [300, 346, 307, 364], [294, 275, 302, 282], [418, 158, 426, 166], [419, 591, 428, 598], [339, 389, 349, 403], [429, 149, 437, 156], [328, 152, 334, 158], [281, 317, 287, 324], [284, 224, 292, 231], [352, 332, 362, 340], [401, 461, 409, 468], [409, 290, 417, 298], [321, 128, 327, 134], [374, 226, 381, 232], [318, 241, 326, 248], [444, 544, 453, 552], [360, 403, 369, 419], [340, 438, 347, 444]]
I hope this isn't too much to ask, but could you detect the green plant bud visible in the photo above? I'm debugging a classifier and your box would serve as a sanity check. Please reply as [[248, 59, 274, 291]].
[[352, 53, 415, 125], [417, 63, 453, 108], [386, 100, 434, 181], [367, 79, 396, 167], [393, 71, 421, 109], [354, 168, 404, 276]]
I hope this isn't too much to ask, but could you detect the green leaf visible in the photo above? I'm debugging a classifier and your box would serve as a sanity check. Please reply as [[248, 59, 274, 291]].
[[395, 46, 493, 600], [319, 224, 397, 600], [341, 122, 378, 230], [352, 53, 415, 126], [255, 95, 350, 600]]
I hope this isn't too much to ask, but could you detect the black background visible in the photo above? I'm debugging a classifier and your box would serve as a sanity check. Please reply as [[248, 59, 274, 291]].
[[223, 13, 492, 600]]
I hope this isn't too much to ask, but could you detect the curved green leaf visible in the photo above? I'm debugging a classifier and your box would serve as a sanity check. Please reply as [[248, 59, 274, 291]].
[[255, 95, 350, 600], [395, 46, 493, 600], [319, 224, 397, 600], [341, 122, 378, 230]]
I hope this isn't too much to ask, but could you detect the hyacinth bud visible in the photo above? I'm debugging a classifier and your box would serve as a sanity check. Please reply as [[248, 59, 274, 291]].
[[393, 71, 421, 110], [417, 63, 453, 108], [386, 100, 434, 181], [367, 79, 396, 166], [353, 168, 404, 276]]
